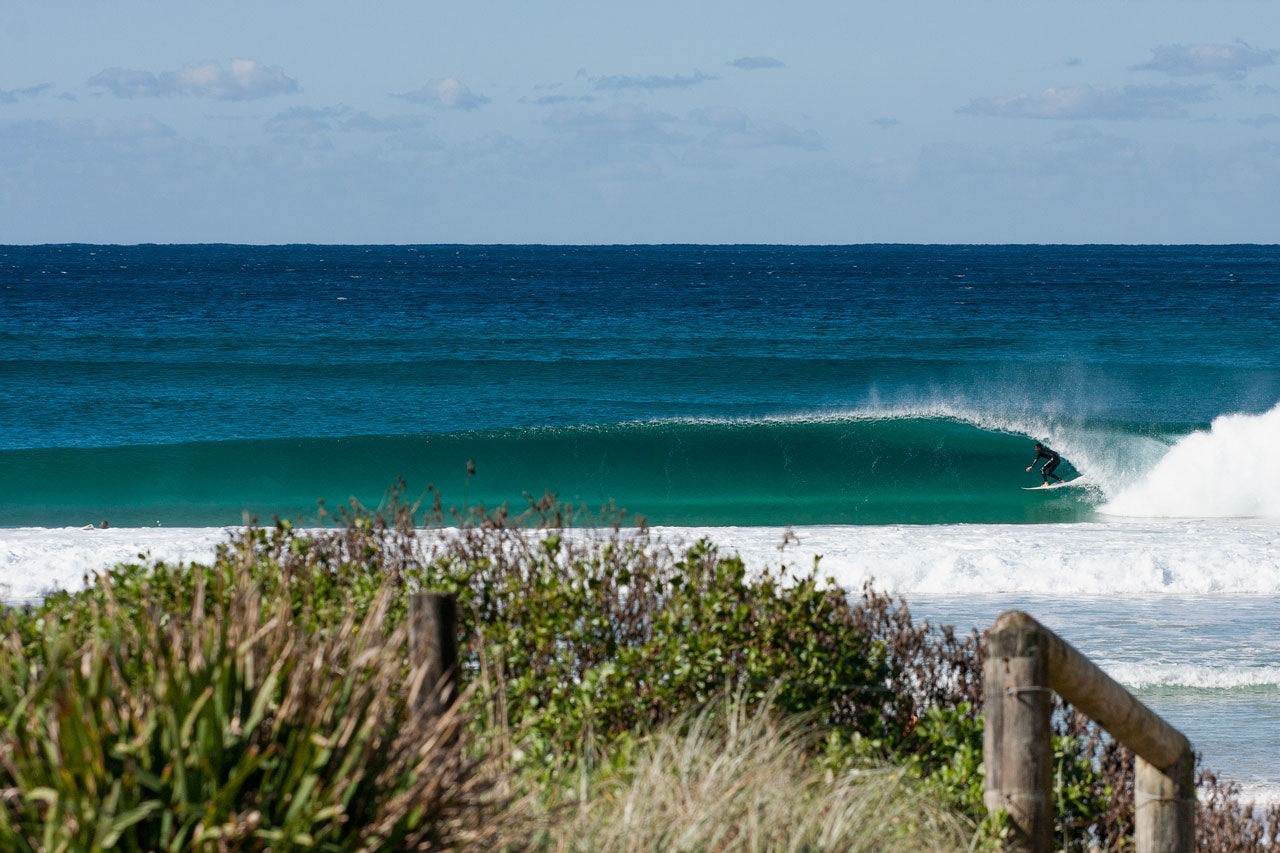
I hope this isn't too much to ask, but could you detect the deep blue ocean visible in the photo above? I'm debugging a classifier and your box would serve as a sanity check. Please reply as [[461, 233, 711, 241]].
[[2, 244, 1279, 799], [2, 244, 1277, 526]]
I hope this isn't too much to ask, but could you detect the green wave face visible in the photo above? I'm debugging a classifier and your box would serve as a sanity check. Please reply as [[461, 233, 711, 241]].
[[0, 417, 1094, 527]]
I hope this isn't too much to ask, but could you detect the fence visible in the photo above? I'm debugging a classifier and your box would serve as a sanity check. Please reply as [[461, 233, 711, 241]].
[[405, 594, 1194, 852], [985, 609, 1194, 853]]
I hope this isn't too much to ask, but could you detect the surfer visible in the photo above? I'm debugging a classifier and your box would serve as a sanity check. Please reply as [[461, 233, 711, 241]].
[[1026, 442, 1065, 485]]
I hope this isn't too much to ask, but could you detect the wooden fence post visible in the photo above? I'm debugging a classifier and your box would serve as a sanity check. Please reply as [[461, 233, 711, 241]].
[[984, 610, 1194, 853], [408, 591, 459, 720], [984, 611, 1053, 853], [1135, 751, 1195, 853]]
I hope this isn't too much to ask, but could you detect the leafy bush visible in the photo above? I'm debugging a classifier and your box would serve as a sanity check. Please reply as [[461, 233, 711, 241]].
[[411, 531, 896, 766]]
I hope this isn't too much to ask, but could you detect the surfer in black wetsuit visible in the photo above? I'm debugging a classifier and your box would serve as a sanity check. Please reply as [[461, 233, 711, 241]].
[[1026, 442, 1065, 485]]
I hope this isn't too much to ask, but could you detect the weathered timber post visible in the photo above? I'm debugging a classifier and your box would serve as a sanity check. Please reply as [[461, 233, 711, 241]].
[[984, 610, 1194, 853], [1135, 749, 1195, 853], [408, 591, 459, 720], [984, 611, 1053, 853]]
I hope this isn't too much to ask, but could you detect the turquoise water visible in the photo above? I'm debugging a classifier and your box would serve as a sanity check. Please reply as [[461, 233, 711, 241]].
[[1, 244, 1275, 525]]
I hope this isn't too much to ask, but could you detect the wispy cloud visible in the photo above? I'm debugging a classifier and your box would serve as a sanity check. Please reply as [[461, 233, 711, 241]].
[[728, 56, 785, 70], [88, 59, 299, 100], [265, 105, 429, 134], [524, 93, 596, 106], [1131, 42, 1278, 81], [0, 83, 53, 103], [265, 106, 348, 134], [689, 106, 822, 150], [341, 112, 429, 133], [543, 105, 682, 142], [590, 70, 718, 91], [395, 77, 489, 110], [959, 83, 1214, 120], [1240, 113, 1280, 128], [872, 117, 901, 129], [0, 116, 176, 153]]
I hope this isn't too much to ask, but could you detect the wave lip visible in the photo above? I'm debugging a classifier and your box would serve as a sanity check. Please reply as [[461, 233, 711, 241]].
[[1101, 404, 1280, 519]]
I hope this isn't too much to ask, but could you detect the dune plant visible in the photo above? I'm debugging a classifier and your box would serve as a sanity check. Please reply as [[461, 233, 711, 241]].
[[520, 693, 979, 853], [0, 549, 498, 852]]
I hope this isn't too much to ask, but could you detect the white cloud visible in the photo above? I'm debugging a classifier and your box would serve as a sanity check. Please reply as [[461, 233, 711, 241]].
[[88, 59, 299, 100], [0, 83, 52, 103], [959, 83, 1214, 120], [1132, 42, 1278, 81], [590, 70, 718, 91], [396, 77, 489, 110], [728, 56, 785, 71]]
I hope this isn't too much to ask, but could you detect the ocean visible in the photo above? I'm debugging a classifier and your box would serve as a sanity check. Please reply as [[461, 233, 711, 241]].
[[2, 244, 1277, 800]]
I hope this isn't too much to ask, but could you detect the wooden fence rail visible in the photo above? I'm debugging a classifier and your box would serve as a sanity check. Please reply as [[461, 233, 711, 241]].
[[984, 610, 1194, 853]]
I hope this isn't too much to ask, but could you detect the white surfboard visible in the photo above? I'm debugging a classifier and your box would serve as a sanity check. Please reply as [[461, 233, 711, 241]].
[[1023, 477, 1088, 491]]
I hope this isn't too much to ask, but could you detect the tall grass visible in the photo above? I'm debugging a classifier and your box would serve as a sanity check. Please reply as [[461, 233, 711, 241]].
[[524, 696, 978, 852]]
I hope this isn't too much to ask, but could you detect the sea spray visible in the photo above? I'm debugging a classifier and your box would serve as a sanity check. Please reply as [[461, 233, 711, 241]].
[[1102, 404, 1280, 518]]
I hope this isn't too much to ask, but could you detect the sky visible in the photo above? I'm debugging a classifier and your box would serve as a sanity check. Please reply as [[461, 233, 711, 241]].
[[2, 1, 1278, 244]]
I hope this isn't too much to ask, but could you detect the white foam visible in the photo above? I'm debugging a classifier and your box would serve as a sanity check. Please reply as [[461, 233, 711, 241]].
[[0, 527, 228, 603], [651, 520, 1280, 596], [1102, 404, 1280, 519], [1237, 783, 1280, 807], [1106, 663, 1280, 691], [3, 519, 1280, 602]]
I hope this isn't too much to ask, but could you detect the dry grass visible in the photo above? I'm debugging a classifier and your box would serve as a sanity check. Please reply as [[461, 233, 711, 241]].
[[513, 696, 978, 853]]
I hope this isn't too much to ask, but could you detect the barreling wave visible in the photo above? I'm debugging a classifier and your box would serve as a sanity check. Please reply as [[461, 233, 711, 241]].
[[3, 402, 1272, 528]]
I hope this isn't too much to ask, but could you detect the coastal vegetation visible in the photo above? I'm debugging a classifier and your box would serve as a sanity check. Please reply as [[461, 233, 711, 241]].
[[0, 489, 1275, 851]]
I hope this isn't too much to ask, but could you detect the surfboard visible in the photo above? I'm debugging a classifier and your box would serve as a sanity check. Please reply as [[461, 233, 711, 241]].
[[1023, 477, 1088, 491]]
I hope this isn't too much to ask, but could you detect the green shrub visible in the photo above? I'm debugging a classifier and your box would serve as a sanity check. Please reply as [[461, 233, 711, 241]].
[[414, 533, 895, 767]]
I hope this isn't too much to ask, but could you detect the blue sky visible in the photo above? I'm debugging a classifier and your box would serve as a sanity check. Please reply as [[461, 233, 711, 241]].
[[2, 1, 1278, 243]]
